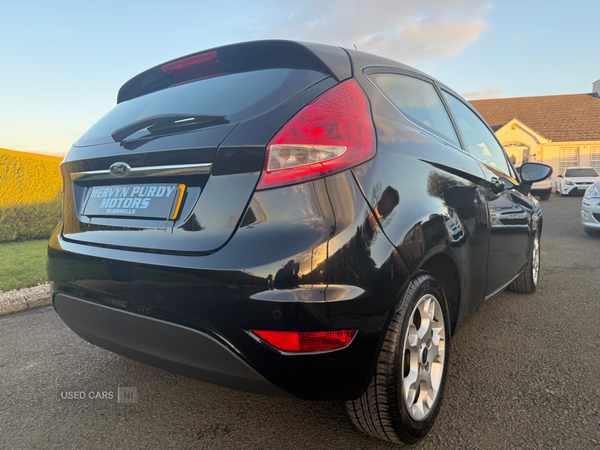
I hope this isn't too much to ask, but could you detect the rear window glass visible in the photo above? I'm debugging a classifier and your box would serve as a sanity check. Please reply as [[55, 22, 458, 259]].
[[77, 68, 327, 146], [367, 73, 459, 146], [565, 168, 599, 177]]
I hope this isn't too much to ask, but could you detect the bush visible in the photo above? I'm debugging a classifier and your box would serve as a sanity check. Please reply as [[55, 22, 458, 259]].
[[0, 148, 63, 243], [0, 149, 63, 208], [0, 196, 62, 243]]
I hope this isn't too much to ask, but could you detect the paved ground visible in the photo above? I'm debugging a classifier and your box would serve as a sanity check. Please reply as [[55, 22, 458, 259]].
[[1, 195, 599, 449]]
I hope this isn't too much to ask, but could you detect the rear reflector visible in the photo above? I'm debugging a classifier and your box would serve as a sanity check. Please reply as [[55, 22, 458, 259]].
[[256, 79, 376, 190], [251, 329, 357, 353], [170, 184, 186, 220], [161, 51, 224, 86]]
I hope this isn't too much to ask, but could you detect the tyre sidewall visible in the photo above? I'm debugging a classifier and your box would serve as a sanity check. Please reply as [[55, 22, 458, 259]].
[[395, 274, 452, 440]]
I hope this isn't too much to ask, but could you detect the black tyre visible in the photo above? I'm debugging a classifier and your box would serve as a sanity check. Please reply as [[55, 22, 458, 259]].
[[539, 194, 550, 201], [508, 231, 540, 293], [584, 228, 600, 236], [345, 273, 451, 444]]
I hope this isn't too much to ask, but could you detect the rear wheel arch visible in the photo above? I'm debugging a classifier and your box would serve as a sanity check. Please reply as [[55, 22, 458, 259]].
[[346, 271, 452, 443], [417, 253, 460, 336]]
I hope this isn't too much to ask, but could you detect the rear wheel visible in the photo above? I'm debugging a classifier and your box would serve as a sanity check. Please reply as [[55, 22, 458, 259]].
[[539, 193, 550, 201], [508, 231, 540, 293], [345, 273, 450, 444]]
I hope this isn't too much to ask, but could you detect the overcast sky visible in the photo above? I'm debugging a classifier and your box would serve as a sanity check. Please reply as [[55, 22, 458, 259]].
[[1, 0, 598, 156]]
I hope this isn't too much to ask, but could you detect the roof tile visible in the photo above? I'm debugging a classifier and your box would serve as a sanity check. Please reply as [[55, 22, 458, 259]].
[[469, 93, 600, 142]]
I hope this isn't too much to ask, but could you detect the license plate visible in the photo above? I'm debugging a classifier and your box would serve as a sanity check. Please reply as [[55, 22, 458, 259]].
[[83, 184, 184, 219], [578, 186, 587, 190]]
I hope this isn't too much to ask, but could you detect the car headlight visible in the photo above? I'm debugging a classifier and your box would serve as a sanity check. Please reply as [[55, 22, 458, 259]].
[[586, 184, 600, 198], [565, 181, 574, 185]]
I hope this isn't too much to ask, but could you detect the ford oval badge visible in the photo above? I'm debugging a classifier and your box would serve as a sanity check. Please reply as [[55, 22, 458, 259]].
[[109, 162, 131, 177]]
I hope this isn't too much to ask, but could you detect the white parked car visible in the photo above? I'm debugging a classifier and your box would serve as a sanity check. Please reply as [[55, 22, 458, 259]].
[[581, 179, 600, 236], [530, 176, 553, 200], [556, 167, 599, 196]]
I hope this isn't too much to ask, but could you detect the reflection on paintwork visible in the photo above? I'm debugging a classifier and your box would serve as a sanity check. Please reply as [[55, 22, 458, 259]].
[[302, 183, 403, 295], [489, 206, 529, 228], [274, 260, 300, 289], [180, 214, 204, 231], [444, 209, 465, 245], [427, 172, 478, 221], [250, 284, 366, 302], [367, 184, 400, 230], [240, 197, 270, 228], [487, 189, 530, 229]]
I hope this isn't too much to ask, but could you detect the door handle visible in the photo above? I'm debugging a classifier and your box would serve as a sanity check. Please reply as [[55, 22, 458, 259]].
[[490, 177, 505, 194]]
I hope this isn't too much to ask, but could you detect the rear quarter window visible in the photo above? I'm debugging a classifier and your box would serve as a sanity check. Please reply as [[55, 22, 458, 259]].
[[367, 73, 459, 147]]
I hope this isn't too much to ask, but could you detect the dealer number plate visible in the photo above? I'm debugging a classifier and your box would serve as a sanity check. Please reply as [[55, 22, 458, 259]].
[[83, 184, 184, 219]]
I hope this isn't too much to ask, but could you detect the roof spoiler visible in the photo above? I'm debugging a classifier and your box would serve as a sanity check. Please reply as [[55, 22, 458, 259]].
[[117, 40, 352, 104]]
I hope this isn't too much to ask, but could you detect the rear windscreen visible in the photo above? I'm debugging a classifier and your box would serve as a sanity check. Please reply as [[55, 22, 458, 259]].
[[76, 68, 328, 146], [565, 168, 598, 177]]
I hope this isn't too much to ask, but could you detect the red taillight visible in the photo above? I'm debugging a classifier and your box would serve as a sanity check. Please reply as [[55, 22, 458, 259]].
[[251, 329, 357, 353], [161, 51, 224, 86], [256, 79, 376, 190], [59, 163, 66, 194]]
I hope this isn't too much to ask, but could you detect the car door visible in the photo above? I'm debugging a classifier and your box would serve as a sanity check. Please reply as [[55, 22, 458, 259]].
[[440, 89, 535, 296]]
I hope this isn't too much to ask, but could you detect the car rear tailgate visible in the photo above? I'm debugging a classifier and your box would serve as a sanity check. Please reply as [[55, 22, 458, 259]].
[[61, 41, 345, 254]]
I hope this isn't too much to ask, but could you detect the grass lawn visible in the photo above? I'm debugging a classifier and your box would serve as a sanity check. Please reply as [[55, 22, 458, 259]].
[[0, 240, 48, 292]]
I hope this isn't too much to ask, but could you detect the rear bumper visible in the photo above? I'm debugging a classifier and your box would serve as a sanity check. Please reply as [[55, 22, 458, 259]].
[[530, 186, 552, 196], [48, 240, 391, 400], [54, 293, 291, 397]]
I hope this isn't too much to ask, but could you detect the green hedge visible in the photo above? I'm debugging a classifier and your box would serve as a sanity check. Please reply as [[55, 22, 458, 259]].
[[0, 197, 62, 243]]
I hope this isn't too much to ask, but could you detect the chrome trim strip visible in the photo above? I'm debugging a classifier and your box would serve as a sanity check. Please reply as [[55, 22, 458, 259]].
[[484, 270, 524, 301], [70, 163, 212, 181]]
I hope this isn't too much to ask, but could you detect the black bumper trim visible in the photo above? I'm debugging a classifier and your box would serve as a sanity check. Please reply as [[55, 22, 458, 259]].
[[53, 293, 293, 397]]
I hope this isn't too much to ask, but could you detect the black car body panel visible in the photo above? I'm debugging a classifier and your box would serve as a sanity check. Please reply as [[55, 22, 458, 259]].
[[50, 169, 402, 400], [53, 293, 292, 397], [48, 40, 543, 401]]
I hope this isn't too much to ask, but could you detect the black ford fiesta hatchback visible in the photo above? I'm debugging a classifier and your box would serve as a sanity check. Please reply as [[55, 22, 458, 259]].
[[48, 40, 552, 444]]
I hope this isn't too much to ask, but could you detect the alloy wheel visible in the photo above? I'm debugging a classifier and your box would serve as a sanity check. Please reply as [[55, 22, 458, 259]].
[[401, 294, 446, 421], [532, 234, 540, 286]]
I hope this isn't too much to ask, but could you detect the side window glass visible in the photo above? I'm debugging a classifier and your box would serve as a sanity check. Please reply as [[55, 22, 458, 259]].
[[368, 73, 459, 146], [442, 91, 510, 175]]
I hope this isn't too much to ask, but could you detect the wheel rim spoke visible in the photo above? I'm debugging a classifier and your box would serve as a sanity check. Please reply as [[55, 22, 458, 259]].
[[401, 293, 446, 422], [532, 236, 540, 284]]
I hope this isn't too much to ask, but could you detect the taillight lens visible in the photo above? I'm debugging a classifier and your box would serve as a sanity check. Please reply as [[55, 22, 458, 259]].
[[251, 329, 357, 353], [256, 79, 376, 190]]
